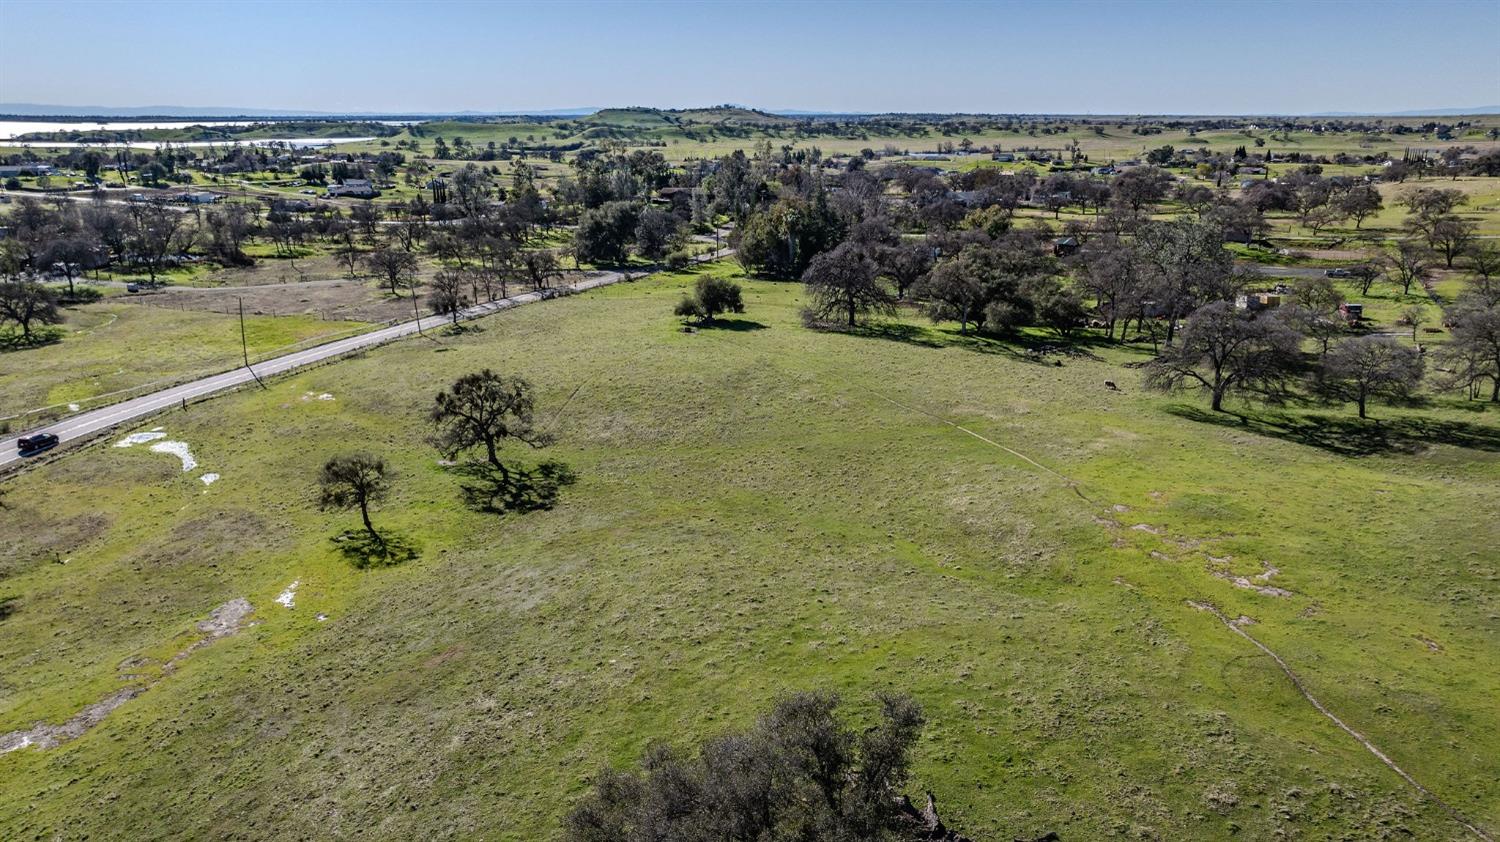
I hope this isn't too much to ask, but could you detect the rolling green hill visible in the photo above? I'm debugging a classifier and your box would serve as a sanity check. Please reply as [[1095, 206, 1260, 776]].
[[583, 105, 798, 128]]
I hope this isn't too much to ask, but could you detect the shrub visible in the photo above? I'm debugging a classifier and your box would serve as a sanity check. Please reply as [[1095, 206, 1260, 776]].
[[673, 276, 744, 324], [565, 691, 934, 842]]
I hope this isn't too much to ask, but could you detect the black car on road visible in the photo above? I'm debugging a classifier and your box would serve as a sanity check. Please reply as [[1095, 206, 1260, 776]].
[[17, 433, 60, 456]]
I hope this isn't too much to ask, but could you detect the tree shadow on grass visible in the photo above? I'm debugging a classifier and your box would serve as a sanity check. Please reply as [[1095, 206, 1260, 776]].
[[841, 320, 1120, 365], [0, 328, 63, 352], [332, 529, 420, 569], [1166, 404, 1500, 456], [842, 321, 944, 349], [692, 318, 768, 332], [451, 460, 578, 514]]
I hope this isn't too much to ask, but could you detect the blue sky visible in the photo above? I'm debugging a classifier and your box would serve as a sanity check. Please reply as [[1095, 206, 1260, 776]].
[[1, 0, 1497, 114]]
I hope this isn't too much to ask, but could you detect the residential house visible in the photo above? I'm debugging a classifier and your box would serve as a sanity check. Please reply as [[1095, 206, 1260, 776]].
[[327, 178, 379, 198], [0, 163, 55, 177]]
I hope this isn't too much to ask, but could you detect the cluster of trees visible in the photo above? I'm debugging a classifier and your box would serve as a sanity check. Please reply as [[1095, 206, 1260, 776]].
[[1239, 164, 1384, 232], [696, 146, 1500, 414], [1145, 269, 1500, 414], [327, 163, 562, 313], [718, 157, 1278, 344], [573, 201, 688, 264], [1144, 302, 1414, 416], [563, 691, 975, 842], [1398, 187, 1478, 269], [0, 192, 272, 285], [1, 195, 191, 283]]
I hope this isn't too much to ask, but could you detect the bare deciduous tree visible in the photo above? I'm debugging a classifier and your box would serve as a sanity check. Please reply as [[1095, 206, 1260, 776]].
[[1144, 301, 1302, 412], [428, 269, 469, 325], [802, 242, 895, 328], [1322, 336, 1423, 418], [365, 245, 420, 296], [1385, 241, 1432, 296]]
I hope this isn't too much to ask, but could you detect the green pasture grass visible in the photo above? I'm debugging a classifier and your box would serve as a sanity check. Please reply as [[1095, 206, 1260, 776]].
[[0, 301, 369, 415], [0, 263, 1495, 840]]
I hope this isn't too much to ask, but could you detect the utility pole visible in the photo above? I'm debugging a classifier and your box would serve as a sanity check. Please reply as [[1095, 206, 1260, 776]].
[[411, 283, 424, 336], [239, 297, 266, 389]]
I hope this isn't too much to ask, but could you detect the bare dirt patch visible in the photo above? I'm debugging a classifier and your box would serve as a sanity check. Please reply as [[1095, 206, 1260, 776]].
[[131, 268, 602, 323], [1, 598, 254, 754], [131, 279, 408, 323], [0, 688, 142, 753], [1208, 559, 1294, 597]]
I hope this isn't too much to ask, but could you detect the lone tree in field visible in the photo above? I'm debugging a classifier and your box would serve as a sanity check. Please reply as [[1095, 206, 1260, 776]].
[[564, 691, 961, 842], [674, 276, 744, 325], [430, 370, 552, 478], [317, 453, 392, 546], [1322, 336, 1423, 418], [802, 241, 894, 328], [0, 277, 63, 342], [365, 245, 420, 296], [428, 269, 469, 326], [1145, 301, 1303, 412]]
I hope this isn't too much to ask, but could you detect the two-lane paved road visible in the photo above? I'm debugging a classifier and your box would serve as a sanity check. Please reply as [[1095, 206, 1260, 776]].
[[1, 255, 723, 472]]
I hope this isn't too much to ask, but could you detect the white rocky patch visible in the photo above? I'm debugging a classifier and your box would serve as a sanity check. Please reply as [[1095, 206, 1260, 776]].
[[199, 473, 220, 486], [149, 441, 197, 472], [115, 430, 167, 447], [274, 580, 300, 609]]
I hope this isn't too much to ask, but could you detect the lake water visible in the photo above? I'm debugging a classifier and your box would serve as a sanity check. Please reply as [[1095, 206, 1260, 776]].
[[0, 137, 376, 149], [0, 120, 254, 139], [0, 119, 400, 148]]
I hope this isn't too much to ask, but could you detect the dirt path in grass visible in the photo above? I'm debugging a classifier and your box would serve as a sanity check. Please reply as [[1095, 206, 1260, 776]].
[[1189, 600, 1494, 842], [828, 334, 1494, 834], [0, 598, 254, 755], [829, 371, 1091, 501]]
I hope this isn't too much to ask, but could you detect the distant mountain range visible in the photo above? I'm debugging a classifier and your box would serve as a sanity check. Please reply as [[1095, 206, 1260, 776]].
[[2, 102, 1497, 120]]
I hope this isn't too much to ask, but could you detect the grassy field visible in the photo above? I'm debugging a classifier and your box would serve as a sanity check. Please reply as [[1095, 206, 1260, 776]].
[[1, 263, 1495, 840], [0, 300, 370, 418]]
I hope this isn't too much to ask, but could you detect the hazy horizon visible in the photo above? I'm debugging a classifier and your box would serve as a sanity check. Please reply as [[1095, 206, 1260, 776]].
[[2, 0, 1497, 116]]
